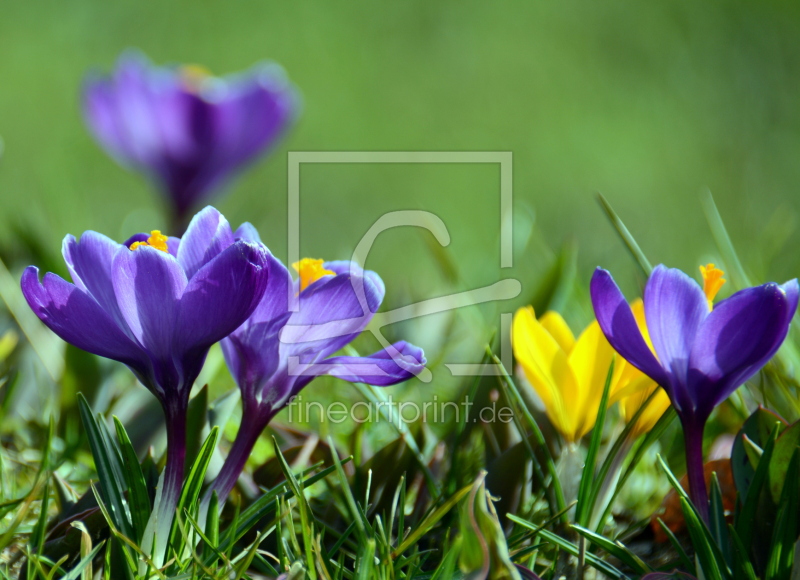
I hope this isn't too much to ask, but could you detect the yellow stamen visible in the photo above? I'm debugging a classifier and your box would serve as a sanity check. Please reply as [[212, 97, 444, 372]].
[[292, 258, 335, 291], [700, 263, 726, 309], [130, 230, 169, 253], [180, 64, 212, 92]]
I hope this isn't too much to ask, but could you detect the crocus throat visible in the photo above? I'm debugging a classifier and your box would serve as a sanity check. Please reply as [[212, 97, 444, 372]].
[[292, 258, 335, 291], [130, 230, 169, 253], [699, 263, 726, 310]]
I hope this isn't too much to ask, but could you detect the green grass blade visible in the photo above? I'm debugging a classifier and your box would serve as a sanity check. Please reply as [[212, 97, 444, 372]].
[[595, 408, 677, 534], [679, 496, 725, 580], [655, 517, 694, 574], [571, 524, 651, 575], [658, 455, 731, 580], [597, 193, 652, 276], [728, 525, 758, 580], [168, 425, 219, 557], [60, 542, 106, 580], [77, 394, 134, 540], [391, 482, 473, 559], [113, 417, 150, 543], [328, 436, 367, 544], [213, 459, 350, 561], [736, 422, 779, 550], [537, 528, 630, 579], [490, 350, 567, 516], [273, 437, 317, 580], [576, 358, 615, 526], [709, 472, 731, 567], [765, 448, 800, 580], [356, 539, 376, 580]]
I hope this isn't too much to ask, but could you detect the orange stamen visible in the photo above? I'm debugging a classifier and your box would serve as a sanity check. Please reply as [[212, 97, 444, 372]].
[[292, 258, 335, 291], [700, 263, 726, 309], [130, 230, 169, 253]]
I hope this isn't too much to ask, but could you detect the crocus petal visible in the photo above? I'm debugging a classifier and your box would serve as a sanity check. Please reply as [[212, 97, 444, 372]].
[[177, 241, 269, 355], [590, 268, 669, 388], [281, 272, 385, 360], [62, 231, 129, 331], [221, 321, 285, 405], [112, 245, 187, 360], [781, 279, 800, 321], [177, 206, 235, 279], [689, 280, 799, 415], [21, 267, 145, 370], [568, 320, 623, 439], [83, 54, 297, 221], [233, 222, 263, 244], [538, 311, 576, 354], [512, 306, 579, 440], [220, 252, 291, 398], [244, 253, 292, 327], [204, 69, 295, 172], [644, 265, 709, 385], [324, 260, 386, 302], [294, 341, 425, 388]]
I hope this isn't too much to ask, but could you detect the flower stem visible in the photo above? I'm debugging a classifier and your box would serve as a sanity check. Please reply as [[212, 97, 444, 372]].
[[156, 406, 187, 533], [683, 419, 709, 523], [202, 414, 265, 510], [142, 403, 187, 567]]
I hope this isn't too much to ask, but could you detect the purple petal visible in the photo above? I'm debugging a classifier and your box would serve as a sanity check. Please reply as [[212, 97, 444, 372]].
[[643, 265, 709, 386], [112, 246, 187, 360], [177, 206, 234, 279], [221, 322, 285, 405], [122, 233, 149, 247], [204, 67, 296, 168], [782, 279, 800, 321], [281, 272, 385, 360], [220, 252, 293, 404], [62, 232, 129, 331], [166, 236, 181, 257], [21, 267, 145, 371], [84, 52, 185, 171], [324, 261, 386, 302], [590, 268, 669, 387], [159, 71, 296, 214], [689, 280, 799, 415], [177, 241, 269, 356], [297, 341, 425, 387], [247, 253, 292, 326], [233, 222, 262, 244]]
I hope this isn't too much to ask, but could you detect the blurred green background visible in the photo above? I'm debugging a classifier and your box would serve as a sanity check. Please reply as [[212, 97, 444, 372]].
[[2, 0, 799, 336]]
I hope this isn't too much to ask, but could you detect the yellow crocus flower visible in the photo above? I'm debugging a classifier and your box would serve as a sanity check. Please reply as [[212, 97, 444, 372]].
[[512, 299, 669, 443]]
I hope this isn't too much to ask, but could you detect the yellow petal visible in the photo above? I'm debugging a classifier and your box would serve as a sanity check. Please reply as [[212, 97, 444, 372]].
[[512, 306, 579, 440], [619, 377, 670, 438], [630, 299, 655, 352], [567, 320, 624, 440], [539, 311, 576, 354], [613, 299, 658, 388]]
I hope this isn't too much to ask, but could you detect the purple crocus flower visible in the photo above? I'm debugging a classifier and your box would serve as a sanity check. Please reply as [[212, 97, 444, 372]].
[[591, 264, 798, 520], [21, 206, 270, 529], [202, 225, 426, 505], [83, 51, 298, 229]]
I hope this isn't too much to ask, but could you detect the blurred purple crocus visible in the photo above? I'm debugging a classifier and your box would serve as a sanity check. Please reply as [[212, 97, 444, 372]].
[[591, 264, 798, 520], [83, 51, 298, 229], [21, 206, 270, 529], [203, 225, 426, 505]]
